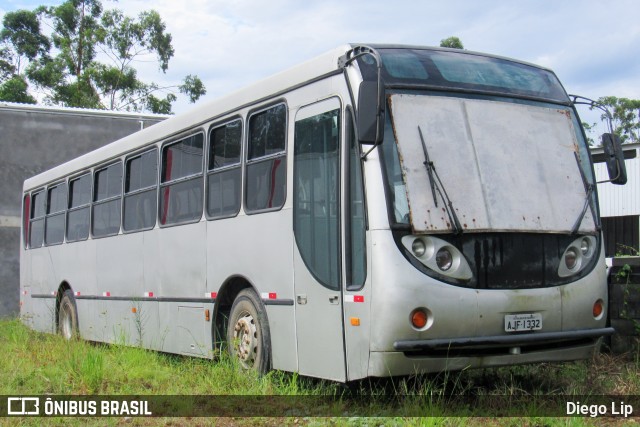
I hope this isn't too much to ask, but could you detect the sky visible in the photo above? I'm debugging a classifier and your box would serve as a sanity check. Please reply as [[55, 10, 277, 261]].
[[0, 0, 639, 130]]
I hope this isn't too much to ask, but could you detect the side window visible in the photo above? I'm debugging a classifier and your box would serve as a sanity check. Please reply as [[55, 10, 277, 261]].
[[207, 119, 242, 219], [346, 109, 367, 289], [124, 148, 158, 232], [245, 103, 287, 213], [293, 104, 341, 290], [159, 133, 204, 225], [67, 173, 91, 242], [92, 162, 122, 238], [44, 182, 67, 245], [22, 194, 30, 249], [29, 190, 45, 248]]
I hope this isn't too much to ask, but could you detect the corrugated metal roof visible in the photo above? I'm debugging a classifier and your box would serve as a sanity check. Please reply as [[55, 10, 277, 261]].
[[594, 144, 640, 217], [0, 101, 170, 120]]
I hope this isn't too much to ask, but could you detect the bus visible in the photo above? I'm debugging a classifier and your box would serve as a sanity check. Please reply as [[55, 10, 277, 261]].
[[20, 44, 627, 382]]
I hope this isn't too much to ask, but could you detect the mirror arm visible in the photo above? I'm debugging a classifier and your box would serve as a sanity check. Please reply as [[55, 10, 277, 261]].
[[569, 94, 614, 135]]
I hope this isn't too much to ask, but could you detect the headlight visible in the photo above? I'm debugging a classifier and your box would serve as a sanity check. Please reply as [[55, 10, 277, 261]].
[[565, 248, 578, 270], [411, 238, 426, 257], [401, 235, 472, 280], [558, 236, 597, 278], [436, 247, 453, 271]]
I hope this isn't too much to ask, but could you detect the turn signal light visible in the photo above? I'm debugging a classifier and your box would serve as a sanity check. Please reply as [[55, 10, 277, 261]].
[[593, 300, 604, 318], [411, 309, 428, 329]]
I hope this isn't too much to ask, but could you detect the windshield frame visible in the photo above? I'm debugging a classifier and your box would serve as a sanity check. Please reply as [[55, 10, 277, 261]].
[[357, 47, 571, 106]]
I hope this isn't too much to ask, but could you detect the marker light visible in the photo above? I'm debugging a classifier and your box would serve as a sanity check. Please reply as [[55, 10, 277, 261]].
[[435, 248, 453, 271], [411, 309, 428, 329], [593, 300, 604, 318]]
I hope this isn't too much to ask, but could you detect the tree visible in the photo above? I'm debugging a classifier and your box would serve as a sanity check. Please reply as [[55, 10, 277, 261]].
[[0, 46, 15, 80], [0, 0, 205, 113], [0, 75, 36, 103], [0, 10, 50, 74], [45, 0, 103, 79], [440, 36, 464, 49], [595, 96, 640, 144]]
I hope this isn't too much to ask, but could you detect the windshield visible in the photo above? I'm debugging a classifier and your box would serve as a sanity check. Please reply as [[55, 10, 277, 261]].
[[359, 48, 569, 103], [381, 93, 597, 233]]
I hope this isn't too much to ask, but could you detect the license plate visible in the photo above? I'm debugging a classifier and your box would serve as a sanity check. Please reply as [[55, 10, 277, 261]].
[[504, 313, 542, 332]]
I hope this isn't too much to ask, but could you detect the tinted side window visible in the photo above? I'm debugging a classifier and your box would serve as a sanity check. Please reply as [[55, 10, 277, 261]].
[[346, 109, 367, 289], [160, 133, 204, 225], [246, 104, 287, 213], [293, 107, 340, 290], [207, 120, 242, 219], [45, 183, 67, 245], [124, 148, 158, 232], [29, 190, 45, 248], [67, 174, 91, 242], [92, 163, 122, 238]]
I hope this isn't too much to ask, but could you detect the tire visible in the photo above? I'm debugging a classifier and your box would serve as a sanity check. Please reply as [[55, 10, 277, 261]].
[[58, 290, 79, 340], [227, 289, 271, 374]]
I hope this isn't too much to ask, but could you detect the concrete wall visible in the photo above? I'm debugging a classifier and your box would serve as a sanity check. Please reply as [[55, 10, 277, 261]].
[[0, 103, 166, 317]]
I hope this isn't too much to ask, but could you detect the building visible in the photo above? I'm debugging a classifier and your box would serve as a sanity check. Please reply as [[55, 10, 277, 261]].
[[0, 102, 167, 317], [592, 142, 640, 257]]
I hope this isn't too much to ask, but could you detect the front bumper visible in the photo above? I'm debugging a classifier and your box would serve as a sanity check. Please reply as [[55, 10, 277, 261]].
[[367, 327, 613, 377]]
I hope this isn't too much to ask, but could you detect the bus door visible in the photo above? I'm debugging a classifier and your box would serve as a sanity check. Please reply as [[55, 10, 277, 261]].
[[292, 98, 346, 381]]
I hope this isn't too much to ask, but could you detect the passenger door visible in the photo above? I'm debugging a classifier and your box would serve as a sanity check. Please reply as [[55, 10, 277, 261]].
[[292, 98, 345, 381]]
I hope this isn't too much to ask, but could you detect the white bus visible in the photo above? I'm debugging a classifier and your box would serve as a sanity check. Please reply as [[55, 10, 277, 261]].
[[20, 44, 626, 382]]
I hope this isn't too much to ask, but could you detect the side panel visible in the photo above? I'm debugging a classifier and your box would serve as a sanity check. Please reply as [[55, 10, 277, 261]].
[[207, 210, 296, 370], [95, 233, 143, 344], [158, 221, 209, 356]]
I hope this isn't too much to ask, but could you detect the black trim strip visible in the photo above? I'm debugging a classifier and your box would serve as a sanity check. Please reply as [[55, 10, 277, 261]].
[[31, 294, 215, 304], [394, 327, 615, 351], [31, 294, 56, 299], [262, 299, 295, 306], [31, 293, 295, 306], [384, 84, 571, 106]]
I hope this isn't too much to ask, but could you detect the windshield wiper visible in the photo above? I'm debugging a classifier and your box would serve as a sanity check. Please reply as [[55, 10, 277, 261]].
[[571, 152, 600, 234], [418, 126, 463, 234]]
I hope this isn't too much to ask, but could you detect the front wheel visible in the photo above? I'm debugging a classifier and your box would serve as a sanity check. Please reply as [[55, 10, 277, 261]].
[[58, 290, 79, 340], [227, 289, 271, 374]]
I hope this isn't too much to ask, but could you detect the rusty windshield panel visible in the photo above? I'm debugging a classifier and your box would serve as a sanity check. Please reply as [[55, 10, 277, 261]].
[[366, 49, 569, 103]]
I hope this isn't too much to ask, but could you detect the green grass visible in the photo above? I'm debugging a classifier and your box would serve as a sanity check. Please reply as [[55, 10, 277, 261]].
[[1, 318, 639, 425]]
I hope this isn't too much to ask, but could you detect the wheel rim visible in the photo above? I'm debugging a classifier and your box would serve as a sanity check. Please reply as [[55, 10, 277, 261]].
[[232, 313, 258, 368], [60, 303, 73, 339]]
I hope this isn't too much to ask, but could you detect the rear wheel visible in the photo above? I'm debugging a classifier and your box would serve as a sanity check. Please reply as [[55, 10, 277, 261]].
[[58, 290, 79, 340], [227, 289, 271, 374]]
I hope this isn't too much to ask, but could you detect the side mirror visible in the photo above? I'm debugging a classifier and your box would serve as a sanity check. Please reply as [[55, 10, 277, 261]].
[[357, 80, 384, 144], [601, 133, 627, 185]]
